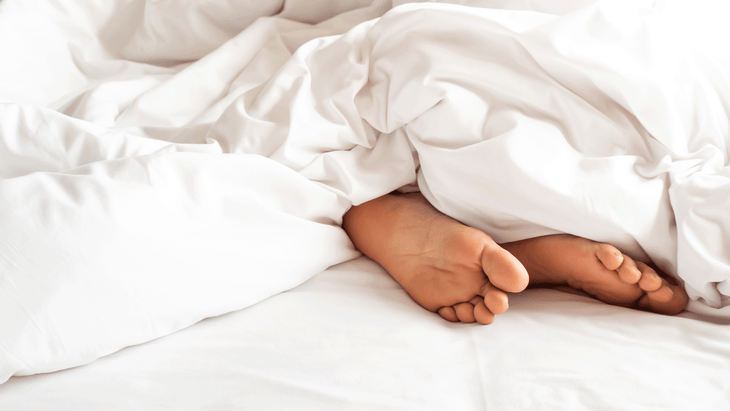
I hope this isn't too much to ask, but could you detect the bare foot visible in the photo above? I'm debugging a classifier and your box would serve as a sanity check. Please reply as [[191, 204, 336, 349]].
[[343, 193, 689, 323], [502, 235, 689, 315], [343, 193, 529, 324]]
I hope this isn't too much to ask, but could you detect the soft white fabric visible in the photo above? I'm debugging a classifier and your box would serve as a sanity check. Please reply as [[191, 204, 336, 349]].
[[1, 257, 729, 410], [120, 0, 385, 63], [366, 2, 730, 312], [1, 0, 730, 383]]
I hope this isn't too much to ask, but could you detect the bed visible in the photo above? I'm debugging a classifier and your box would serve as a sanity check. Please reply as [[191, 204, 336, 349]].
[[1, 0, 730, 409], [2, 257, 730, 410]]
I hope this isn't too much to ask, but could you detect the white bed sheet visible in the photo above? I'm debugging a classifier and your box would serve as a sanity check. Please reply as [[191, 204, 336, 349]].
[[1, 257, 728, 410]]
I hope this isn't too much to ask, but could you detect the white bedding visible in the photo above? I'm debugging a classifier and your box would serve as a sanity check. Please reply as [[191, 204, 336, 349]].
[[1, 0, 730, 390], [1, 257, 729, 410]]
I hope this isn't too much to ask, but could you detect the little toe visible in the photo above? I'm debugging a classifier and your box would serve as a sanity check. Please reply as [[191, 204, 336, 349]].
[[615, 255, 642, 285], [636, 284, 688, 315], [438, 306, 459, 322], [481, 282, 509, 315], [636, 262, 663, 292], [454, 302, 476, 323], [471, 297, 496, 325]]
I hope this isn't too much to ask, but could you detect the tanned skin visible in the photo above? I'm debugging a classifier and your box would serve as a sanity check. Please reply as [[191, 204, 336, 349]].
[[343, 192, 688, 324]]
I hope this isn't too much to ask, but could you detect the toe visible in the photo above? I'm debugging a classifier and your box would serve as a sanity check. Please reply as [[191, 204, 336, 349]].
[[481, 282, 509, 315], [438, 306, 459, 322], [595, 243, 624, 271], [454, 302, 476, 323], [615, 255, 642, 285], [471, 297, 496, 325], [645, 276, 676, 303], [636, 284, 688, 315], [636, 262, 663, 292], [646, 286, 674, 303], [480, 241, 529, 293]]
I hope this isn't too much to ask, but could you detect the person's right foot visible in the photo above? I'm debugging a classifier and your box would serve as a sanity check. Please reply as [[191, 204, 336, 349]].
[[343, 192, 529, 325]]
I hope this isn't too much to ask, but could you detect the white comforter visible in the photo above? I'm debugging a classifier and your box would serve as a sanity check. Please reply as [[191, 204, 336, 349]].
[[1, 0, 729, 383]]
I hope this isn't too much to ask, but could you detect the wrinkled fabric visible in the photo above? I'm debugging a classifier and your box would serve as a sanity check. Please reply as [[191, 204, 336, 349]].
[[1, 0, 729, 383]]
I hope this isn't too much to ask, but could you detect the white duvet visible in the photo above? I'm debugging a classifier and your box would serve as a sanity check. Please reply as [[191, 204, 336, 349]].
[[1, 0, 729, 383]]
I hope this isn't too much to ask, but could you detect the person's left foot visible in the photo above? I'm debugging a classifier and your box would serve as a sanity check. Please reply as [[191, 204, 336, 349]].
[[502, 235, 688, 315]]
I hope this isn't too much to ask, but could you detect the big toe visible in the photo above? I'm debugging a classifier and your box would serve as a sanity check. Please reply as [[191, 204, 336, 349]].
[[481, 242, 529, 293], [595, 243, 626, 273]]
